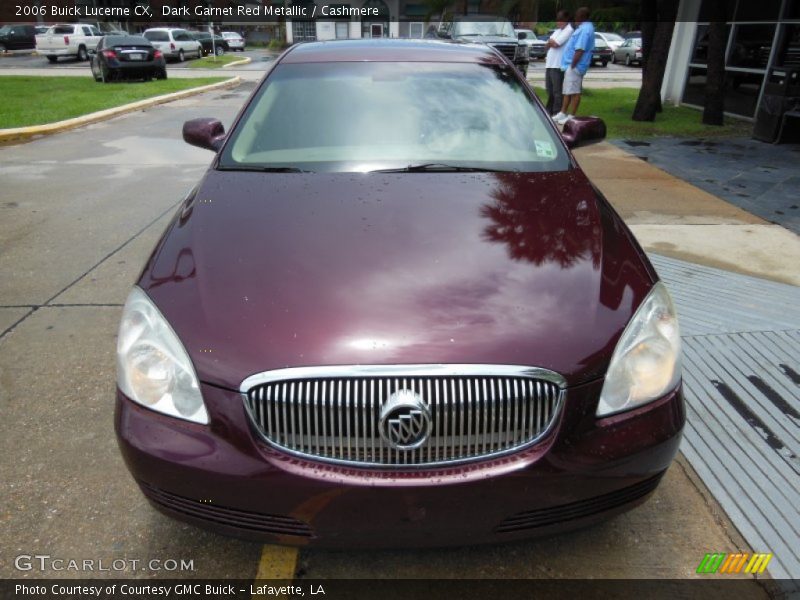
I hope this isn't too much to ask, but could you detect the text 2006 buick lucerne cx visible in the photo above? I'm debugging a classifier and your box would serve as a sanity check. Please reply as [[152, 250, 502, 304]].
[[115, 40, 684, 547]]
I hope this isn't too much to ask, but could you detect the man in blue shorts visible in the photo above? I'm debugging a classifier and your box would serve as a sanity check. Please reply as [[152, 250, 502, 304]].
[[553, 7, 594, 125]]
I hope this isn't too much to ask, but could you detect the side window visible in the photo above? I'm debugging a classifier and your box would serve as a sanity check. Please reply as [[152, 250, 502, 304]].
[[82, 26, 92, 36], [91, 27, 102, 37]]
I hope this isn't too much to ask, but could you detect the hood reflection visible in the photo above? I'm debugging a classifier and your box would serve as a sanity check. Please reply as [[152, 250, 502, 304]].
[[480, 173, 601, 269]]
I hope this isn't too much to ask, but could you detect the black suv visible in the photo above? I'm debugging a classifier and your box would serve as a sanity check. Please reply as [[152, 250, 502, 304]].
[[437, 15, 529, 76], [0, 24, 36, 52]]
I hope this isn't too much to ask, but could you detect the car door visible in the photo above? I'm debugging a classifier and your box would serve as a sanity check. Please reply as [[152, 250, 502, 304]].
[[174, 30, 199, 57]]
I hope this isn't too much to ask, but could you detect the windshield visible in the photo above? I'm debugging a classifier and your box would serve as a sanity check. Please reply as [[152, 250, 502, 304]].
[[144, 31, 169, 42], [604, 33, 624, 41], [0, 26, 12, 35], [454, 21, 515, 38], [220, 62, 568, 173]]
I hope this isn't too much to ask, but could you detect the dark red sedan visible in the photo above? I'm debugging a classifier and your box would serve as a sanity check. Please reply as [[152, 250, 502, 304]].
[[115, 40, 684, 547]]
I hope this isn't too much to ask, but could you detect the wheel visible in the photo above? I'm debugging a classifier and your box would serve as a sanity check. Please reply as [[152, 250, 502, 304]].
[[156, 69, 167, 80], [178, 49, 185, 62], [77, 45, 88, 61], [601, 59, 608, 67], [625, 54, 631, 66], [100, 64, 113, 83], [0, 43, 6, 53], [612, 53, 617, 64], [91, 59, 102, 82], [214, 45, 224, 56], [47, 55, 57, 63]]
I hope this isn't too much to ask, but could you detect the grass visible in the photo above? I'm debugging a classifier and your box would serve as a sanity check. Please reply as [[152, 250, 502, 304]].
[[533, 86, 752, 138], [186, 54, 245, 69], [0, 76, 227, 128]]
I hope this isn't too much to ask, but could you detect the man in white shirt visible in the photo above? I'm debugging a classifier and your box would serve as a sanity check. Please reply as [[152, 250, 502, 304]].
[[544, 10, 573, 116]]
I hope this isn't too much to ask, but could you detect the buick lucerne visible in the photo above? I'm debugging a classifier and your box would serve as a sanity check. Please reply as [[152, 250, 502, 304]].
[[115, 40, 684, 547]]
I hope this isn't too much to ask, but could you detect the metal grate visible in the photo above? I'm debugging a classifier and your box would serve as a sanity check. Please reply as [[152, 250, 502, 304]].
[[650, 252, 800, 585], [242, 366, 564, 468]]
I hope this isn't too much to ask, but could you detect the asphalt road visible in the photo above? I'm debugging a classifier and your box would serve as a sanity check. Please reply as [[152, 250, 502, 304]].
[[0, 75, 766, 590]]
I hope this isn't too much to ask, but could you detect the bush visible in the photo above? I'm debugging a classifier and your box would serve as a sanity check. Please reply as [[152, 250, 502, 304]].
[[268, 39, 287, 51]]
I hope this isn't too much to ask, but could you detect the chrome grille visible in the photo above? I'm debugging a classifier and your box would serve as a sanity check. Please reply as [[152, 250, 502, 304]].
[[242, 365, 564, 467], [490, 43, 517, 61]]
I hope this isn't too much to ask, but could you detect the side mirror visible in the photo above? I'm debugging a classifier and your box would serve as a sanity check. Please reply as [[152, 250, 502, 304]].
[[517, 31, 527, 40], [183, 118, 226, 152], [561, 116, 607, 149]]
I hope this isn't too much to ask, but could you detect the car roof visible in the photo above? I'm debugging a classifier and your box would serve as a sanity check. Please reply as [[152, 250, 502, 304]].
[[105, 35, 149, 45], [282, 39, 506, 64]]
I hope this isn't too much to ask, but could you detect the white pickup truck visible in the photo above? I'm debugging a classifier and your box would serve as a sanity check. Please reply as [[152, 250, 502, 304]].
[[36, 24, 102, 63]]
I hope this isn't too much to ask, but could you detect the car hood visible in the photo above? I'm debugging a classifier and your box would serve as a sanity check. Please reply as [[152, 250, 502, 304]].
[[457, 36, 520, 45], [139, 170, 653, 391]]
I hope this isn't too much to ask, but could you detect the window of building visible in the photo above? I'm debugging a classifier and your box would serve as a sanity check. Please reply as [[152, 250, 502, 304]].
[[776, 24, 800, 67], [728, 24, 775, 68], [335, 21, 349, 39], [698, 0, 735, 22], [734, 0, 781, 21]]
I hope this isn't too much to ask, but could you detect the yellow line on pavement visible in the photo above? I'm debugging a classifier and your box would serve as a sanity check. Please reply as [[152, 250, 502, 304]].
[[255, 544, 299, 580]]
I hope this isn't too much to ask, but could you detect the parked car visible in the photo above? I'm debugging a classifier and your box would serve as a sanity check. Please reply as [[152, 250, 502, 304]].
[[438, 15, 529, 76], [591, 35, 612, 67], [595, 31, 625, 51], [115, 39, 684, 548], [90, 35, 166, 82], [0, 24, 36, 52], [614, 37, 643, 66], [515, 28, 546, 60], [34, 26, 49, 35], [142, 28, 201, 62], [221, 31, 245, 51], [624, 30, 642, 40], [189, 31, 228, 56], [35, 23, 102, 62]]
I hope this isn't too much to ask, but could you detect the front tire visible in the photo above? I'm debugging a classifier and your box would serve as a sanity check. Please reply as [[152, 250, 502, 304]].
[[178, 49, 185, 62], [155, 68, 167, 80], [612, 53, 617, 64], [0, 43, 6, 53], [214, 45, 225, 56], [47, 55, 57, 63], [625, 54, 632, 66], [77, 45, 88, 61], [601, 59, 608, 67]]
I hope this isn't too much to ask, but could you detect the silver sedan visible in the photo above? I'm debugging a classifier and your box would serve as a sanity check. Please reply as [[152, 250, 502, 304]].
[[613, 37, 643, 66]]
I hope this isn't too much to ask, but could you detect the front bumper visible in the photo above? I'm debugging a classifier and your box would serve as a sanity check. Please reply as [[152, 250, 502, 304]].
[[115, 379, 684, 548]]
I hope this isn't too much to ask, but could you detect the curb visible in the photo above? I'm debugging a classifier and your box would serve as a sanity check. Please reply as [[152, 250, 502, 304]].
[[0, 76, 241, 144], [223, 56, 252, 68]]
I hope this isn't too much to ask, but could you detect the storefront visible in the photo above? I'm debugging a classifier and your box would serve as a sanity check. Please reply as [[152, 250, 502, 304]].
[[662, 0, 800, 119]]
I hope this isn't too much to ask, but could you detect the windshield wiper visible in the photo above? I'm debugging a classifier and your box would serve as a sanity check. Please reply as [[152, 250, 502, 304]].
[[370, 163, 516, 173], [218, 166, 311, 173]]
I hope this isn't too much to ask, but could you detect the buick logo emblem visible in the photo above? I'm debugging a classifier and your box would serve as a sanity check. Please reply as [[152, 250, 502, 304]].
[[379, 389, 431, 450]]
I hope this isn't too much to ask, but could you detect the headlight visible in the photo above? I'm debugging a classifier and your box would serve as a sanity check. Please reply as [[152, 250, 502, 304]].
[[596, 282, 681, 417], [116, 287, 208, 424]]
